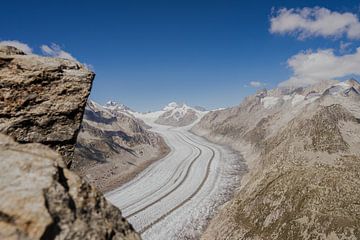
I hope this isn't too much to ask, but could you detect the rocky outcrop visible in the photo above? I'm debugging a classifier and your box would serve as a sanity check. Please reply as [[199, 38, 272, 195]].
[[0, 46, 140, 240], [0, 133, 140, 240], [0, 45, 94, 166], [193, 80, 360, 239], [73, 100, 169, 192]]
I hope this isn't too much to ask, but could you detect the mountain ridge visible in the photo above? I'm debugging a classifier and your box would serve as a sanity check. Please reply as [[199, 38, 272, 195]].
[[193, 78, 360, 240], [132, 101, 208, 127], [73, 99, 169, 192]]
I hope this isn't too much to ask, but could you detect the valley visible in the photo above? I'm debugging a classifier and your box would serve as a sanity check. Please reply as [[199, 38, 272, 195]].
[[105, 118, 246, 239], [75, 79, 360, 239], [72, 79, 360, 240], [1, 44, 360, 240], [2, 3, 360, 240]]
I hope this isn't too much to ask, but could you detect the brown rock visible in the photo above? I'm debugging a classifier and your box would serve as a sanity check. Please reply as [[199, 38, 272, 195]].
[[0, 45, 94, 166], [0, 133, 140, 240]]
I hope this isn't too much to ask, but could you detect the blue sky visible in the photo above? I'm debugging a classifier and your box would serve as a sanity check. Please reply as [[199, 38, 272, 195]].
[[1, 0, 360, 111]]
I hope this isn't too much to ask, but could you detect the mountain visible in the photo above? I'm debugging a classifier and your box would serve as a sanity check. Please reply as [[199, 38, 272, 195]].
[[0, 45, 140, 240], [72, 100, 206, 192], [73, 100, 169, 192], [105, 100, 152, 129], [105, 100, 135, 113], [152, 102, 207, 127], [129, 102, 207, 127], [193, 79, 360, 240]]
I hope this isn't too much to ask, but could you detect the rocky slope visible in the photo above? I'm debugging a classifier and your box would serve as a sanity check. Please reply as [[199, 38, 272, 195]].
[[193, 79, 360, 240], [0, 45, 140, 240], [73, 100, 169, 192]]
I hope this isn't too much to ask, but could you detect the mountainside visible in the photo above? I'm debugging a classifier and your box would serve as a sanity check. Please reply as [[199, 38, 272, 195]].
[[193, 79, 360, 239], [0, 45, 140, 240], [73, 100, 169, 192]]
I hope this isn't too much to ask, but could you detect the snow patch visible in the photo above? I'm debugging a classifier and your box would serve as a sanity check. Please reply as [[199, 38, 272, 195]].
[[261, 97, 279, 109], [291, 94, 305, 106], [166, 104, 192, 121], [133, 110, 165, 122], [163, 102, 179, 111], [282, 95, 292, 101], [335, 82, 351, 88]]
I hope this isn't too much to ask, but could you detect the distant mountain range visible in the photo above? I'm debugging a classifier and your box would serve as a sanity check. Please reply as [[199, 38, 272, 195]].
[[104, 101, 208, 127], [72, 100, 207, 191]]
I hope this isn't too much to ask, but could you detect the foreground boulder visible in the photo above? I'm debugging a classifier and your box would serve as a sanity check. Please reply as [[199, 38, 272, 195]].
[[0, 46, 93, 166], [0, 46, 141, 240], [0, 133, 140, 240]]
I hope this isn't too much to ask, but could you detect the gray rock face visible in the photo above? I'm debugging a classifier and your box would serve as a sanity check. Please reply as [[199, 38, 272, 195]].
[[0, 133, 140, 240], [193, 80, 360, 240], [0, 45, 94, 166], [0, 46, 141, 240]]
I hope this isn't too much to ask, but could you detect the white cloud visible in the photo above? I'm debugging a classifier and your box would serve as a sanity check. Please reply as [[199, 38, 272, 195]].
[[83, 63, 94, 71], [270, 7, 360, 39], [249, 81, 266, 87], [41, 43, 76, 61], [280, 47, 360, 87], [0, 40, 33, 54]]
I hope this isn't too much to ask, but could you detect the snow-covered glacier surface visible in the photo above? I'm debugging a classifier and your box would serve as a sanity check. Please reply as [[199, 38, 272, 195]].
[[105, 121, 246, 239]]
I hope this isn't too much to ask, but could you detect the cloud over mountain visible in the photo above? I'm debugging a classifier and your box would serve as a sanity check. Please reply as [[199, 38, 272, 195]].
[[280, 47, 360, 87], [270, 7, 360, 40]]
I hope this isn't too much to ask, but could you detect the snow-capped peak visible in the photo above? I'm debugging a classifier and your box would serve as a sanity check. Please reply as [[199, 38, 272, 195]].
[[104, 100, 133, 112], [162, 102, 206, 112], [106, 100, 121, 107], [130, 101, 208, 126], [260, 79, 360, 110], [163, 102, 179, 111]]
